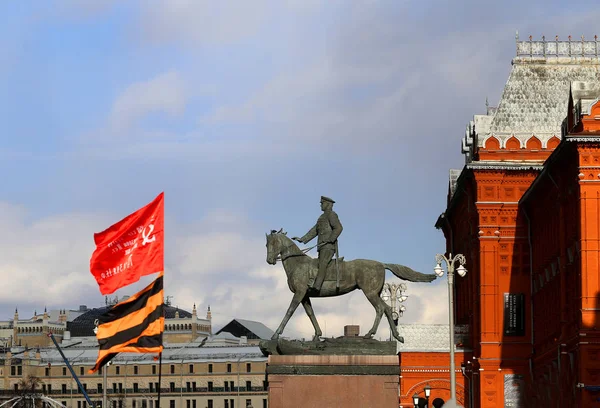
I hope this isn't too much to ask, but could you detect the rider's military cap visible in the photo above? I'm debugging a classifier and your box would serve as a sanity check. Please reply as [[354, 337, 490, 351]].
[[320, 196, 335, 204]]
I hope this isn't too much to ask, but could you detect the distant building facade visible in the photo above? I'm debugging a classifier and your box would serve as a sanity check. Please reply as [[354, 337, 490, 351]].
[[0, 303, 274, 408], [0, 308, 70, 349], [343, 325, 359, 338], [0, 303, 212, 349], [0, 343, 268, 408]]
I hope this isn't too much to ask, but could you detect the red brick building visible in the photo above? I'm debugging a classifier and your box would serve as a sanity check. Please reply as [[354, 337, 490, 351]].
[[436, 37, 600, 407], [398, 324, 469, 407]]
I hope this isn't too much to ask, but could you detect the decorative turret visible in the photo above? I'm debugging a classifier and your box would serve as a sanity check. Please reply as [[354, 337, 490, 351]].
[[192, 303, 198, 338], [59, 309, 67, 324], [43, 307, 48, 329], [207, 305, 212, 334], [13, 308, 18, 345]]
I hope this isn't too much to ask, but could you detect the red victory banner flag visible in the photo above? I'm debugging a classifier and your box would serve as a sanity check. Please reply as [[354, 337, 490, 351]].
[[90, 192, 164, 295]]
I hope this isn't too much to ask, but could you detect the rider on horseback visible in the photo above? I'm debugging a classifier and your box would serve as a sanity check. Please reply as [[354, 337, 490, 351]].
[[292, 196, 343, 292]]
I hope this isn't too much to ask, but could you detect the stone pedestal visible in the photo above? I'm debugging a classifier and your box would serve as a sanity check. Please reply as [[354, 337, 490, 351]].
[[266, 355, 400, 408]]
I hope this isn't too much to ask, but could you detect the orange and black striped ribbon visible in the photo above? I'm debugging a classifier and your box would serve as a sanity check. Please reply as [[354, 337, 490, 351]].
[[89, 273, 164, 374]]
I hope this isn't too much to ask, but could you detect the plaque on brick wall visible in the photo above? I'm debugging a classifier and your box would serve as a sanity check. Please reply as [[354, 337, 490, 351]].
[[504, 374, 524, 407], [503, 293, 525, 336]]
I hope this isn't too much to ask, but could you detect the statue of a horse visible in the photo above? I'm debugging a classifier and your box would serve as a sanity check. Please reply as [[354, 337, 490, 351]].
[[265, 229, 437, 342]]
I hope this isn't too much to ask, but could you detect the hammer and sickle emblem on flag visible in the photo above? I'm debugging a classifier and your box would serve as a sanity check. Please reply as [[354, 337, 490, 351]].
[[142, 224, 156, 246]]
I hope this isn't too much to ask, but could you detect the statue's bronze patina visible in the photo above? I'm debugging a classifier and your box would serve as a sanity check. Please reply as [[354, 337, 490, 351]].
[[266, 198, 437, 343]]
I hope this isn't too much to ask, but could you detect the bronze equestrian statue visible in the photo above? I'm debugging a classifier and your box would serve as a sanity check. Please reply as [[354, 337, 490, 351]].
[[266, 197, 437, 343]]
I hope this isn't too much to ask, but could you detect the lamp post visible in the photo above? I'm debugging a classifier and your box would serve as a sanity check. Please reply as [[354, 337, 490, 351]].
[[381, 282, 408, 340], [434, 253, 467, 404], [94, 324, 109, 408], [412, 392, 420, 408], [424, 383, 431, 407]]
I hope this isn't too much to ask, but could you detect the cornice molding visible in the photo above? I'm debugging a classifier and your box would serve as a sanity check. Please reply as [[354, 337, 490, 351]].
[[468, 163, 544, 171], [566, 137, 600, 143]]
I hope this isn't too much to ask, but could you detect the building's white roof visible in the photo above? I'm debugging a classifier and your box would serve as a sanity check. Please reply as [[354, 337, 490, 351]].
[[488, 58, 600, 138], [4, 334, 265, 366], [473, 114, 493, 136], [234, 319, 274, 339], [396, 324, 469, 353], [215, 318, 274, 340], [19, 344, 266, 366]]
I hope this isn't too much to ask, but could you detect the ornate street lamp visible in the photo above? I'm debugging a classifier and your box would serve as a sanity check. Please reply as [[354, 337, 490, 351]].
[[413, 392, 420, 408], [381, 282, 408, 340], [434, 253, 467, 405], [424, 383, 431, 406]]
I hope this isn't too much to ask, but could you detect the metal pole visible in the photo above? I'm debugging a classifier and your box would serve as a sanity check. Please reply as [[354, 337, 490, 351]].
[[179, 359, 183, 408], [124, 360, 128, 401], [46, 333, 95, 408], [448, 262, 456, 401], [435, 253, 466, 405], [237, 355, 243, 408], [103, 366, 107, 408], [156, 353, 162, 408]]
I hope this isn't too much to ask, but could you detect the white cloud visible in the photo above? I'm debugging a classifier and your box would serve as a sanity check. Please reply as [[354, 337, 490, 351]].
[[109, 71, 186, 132], [0, 203, 113, 308]]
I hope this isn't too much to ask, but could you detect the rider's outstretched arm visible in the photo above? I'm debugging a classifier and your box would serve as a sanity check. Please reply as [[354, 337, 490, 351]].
[[298, 224, 317, 244]]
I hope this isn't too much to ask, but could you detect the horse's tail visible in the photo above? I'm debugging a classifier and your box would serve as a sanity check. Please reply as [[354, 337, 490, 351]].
[[384, 263, 437, 283]]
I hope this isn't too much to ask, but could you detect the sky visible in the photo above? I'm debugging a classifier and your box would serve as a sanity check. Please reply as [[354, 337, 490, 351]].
[[1, 0, 599, 341]]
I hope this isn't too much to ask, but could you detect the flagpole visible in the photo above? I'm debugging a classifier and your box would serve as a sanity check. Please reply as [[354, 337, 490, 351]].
[[158, 273, 165, 408], [102, 363, 107, 408], [157, 352, 163, 408]]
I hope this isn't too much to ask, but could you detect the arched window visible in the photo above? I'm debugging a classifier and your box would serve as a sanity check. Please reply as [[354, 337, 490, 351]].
[[505, 136, 520, 150], [526, 136, 542, 150], [484, 137, 500, 150], [547, 136, 560, 149]]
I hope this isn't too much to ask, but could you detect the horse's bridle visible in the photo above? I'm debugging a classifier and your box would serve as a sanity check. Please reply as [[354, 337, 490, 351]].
[[274, 242, 318, 263]]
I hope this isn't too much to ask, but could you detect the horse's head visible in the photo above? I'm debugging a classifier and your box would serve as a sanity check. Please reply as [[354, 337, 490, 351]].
[[266, 228, 288, 265]]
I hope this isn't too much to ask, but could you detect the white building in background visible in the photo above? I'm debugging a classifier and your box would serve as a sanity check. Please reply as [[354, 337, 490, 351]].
[[0, 304, 273, 408]]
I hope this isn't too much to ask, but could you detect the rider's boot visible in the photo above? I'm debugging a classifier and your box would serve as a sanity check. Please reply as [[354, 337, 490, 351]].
[[311, 273, 325, 291]]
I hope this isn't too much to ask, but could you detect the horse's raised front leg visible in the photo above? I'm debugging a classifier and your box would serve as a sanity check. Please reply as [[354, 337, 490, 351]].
[[301, 296, 322, 341], [272, 292, 304, 340]]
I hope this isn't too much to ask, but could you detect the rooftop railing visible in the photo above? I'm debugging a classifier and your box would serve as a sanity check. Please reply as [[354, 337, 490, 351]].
[[516, 34, 599, 58]]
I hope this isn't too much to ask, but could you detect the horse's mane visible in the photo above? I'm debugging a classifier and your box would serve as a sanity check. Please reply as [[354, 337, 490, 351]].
[[271, 230, 307, 257]]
